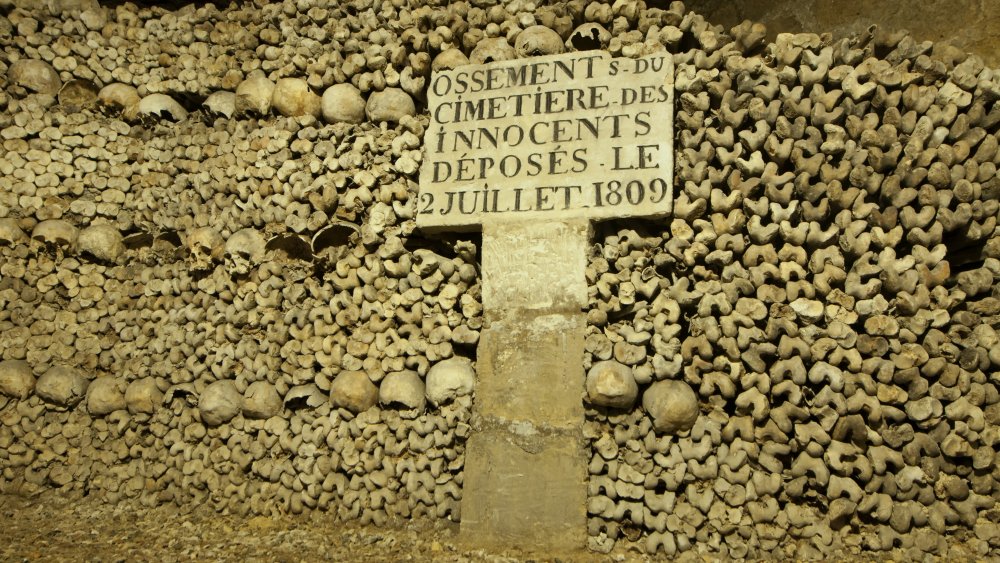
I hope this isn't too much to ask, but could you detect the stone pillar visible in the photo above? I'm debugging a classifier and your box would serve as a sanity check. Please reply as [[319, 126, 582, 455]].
[[460, 219, 590, 549]]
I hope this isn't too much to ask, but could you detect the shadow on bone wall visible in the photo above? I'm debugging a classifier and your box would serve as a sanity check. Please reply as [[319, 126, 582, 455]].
[[685, 0, 1000, 68]]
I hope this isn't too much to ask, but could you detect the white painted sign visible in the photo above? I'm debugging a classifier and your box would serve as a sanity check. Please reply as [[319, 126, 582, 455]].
[[418, 50, 674, 230]]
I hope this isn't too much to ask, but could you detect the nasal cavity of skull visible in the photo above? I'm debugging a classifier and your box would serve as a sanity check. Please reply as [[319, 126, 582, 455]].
[[571, 28, 603, 51]]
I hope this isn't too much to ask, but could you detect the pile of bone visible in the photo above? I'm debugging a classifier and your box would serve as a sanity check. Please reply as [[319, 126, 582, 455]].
[[0, 202, 483, 518], [2, 0, 1000, 558], [581, 8, 1000, 561], [1, 0, 626, 125], [0, 318, 475, 522], [0, 87, 428, 239], [2, 0, 502, 524]]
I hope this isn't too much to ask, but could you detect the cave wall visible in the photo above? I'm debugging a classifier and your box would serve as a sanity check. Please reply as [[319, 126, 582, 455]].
[[686, 0, 1000, 69]]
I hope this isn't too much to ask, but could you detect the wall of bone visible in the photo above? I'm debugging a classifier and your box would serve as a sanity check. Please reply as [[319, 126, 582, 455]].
[[0, 0, 999, 559]]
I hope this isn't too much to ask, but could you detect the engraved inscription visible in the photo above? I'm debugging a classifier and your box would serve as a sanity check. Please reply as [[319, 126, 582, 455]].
[[417, 51, 673, 230]]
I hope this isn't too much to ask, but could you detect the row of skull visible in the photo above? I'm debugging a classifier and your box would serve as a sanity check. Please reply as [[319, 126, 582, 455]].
[[0, 217, 363, 278]]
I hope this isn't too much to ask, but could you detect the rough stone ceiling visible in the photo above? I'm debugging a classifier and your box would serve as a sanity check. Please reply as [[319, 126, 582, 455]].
[[686, 0, 1000, 67]]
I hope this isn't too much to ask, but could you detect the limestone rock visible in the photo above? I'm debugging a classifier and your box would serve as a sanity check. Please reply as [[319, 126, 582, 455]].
[[365, 88, 415, 124], [86, 377, 126, 416], [125, 378, 162, 414], [330, 370, 378, 413], [271, 77, 321, 118], [36, 366, 89, 407], [321, 83, 366, 124], [586, 360, 638, 409], [199, 380, 241, 426], [242, 381, 282, 419], [0, 360, 34, 400], [8, 59, 62, 95], [426, 357, 475, 406], [378, 370, 425, 411], [642, 380, 700, 434]]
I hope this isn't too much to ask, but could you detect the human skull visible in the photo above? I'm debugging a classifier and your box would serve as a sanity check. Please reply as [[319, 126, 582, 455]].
[[470, 37, 517, 64], [330, 370, 378, 414], [223, 228, 266, 277], [567, 23, 611, 51], [0, 218, 27, 246], [7, 58, 62, 96], [185, 227, 225, 272], [320, 83, 365, 124], [265, 233, 313, 262], [57, 78, 99, 109], [32, 219, 79, 252], [271, 77, 321, 118], [365, 88, 416, 124], [78, 224, 125, 263], [378, 370, 426, 411], [425, 357, 475, 406], [284, 384, 326, 410], [97, 83, 140, 116], [585, 360, 638, 409], [199, 380, 241, 426], [432, 48, 470, 71], [203, 91, 236, 119], [235, 70, 275, 117], [36, 365, 89, 408], [515, 25, 565, 57], [136, 93, 188, 122], [642, 380, 699, 434], [85, 377, 127, 416], [125, 378, 163, 414], [0, 360, 35, 400], [242, 381, 282, 419]]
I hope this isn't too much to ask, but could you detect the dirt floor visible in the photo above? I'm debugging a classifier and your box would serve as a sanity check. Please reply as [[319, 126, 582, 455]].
[[0, 490, 647, 563], [1, 491, 995, 562]]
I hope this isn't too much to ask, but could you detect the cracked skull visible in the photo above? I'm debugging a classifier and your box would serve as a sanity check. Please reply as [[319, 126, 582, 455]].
[[223, 228, 266, 277], [185, 227, 225, 272], [31, 219, 79, 253]]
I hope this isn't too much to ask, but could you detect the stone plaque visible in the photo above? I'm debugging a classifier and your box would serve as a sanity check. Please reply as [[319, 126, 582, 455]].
[[416, 50, 675, 551], [417, 50, 673, 230]]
